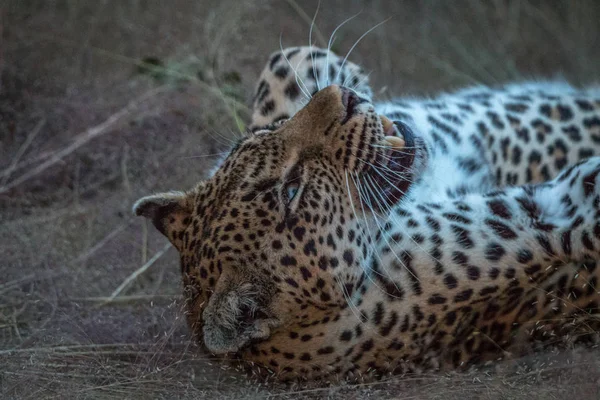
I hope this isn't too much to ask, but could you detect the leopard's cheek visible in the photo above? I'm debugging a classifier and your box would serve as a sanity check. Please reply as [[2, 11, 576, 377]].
[[180, 259, 222, 341]]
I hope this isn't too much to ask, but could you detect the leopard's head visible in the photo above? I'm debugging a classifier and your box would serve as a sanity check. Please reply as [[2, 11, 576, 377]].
[[134, 85, 426, 357]]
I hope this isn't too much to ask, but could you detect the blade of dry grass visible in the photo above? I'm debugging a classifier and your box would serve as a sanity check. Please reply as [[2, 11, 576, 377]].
[[0, 343, 147, 355], [0, 118, 45, 186], [71, 294, 179, 304], [0, 86, 168, 194], [284, 0, 328, 47], [71, 221, 132, 265], [102, 242, 172, 306]]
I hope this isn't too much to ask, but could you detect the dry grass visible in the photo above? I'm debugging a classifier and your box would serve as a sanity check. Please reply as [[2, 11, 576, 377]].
[[2, 0, 600, 398]]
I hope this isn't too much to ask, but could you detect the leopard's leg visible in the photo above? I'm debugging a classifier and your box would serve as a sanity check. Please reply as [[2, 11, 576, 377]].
[[380, 156, 600, 366], [249, 46, 373, 130], [470, 83, 600, 186], [458, 85, 600, 360]]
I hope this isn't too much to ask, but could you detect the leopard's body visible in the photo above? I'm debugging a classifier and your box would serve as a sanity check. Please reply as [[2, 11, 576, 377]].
[[134, 47, 600, 382]]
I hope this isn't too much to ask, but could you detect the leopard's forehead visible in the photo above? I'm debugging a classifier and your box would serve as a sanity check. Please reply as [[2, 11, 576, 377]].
[[204, 123, 335, 204], [203, 132, 286, 197]]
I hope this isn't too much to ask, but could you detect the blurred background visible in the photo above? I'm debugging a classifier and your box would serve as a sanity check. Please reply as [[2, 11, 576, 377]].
[[2, 1, 600, 398]]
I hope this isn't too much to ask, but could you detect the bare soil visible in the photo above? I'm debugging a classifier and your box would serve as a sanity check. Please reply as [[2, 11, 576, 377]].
[[2, 1, 600, 398]]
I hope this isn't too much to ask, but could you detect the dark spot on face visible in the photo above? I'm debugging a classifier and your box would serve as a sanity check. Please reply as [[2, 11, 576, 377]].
[[284, 82, 300, 100], [343, 250, 354, 266], [317, 346, 335, 355], [361, 339, 374, 352], [261, 100, 275, 116], [293, 226, 306, 241], [340, 330, 353, 341], [485, 219, 518, 239], [445, 311, 457, 326], [444, 274, 458, 289], [454, 289, 473, 302], [281, 255, 297, 266], [300, 266, 312, 281], [487, 199, 512, 219], [485, 243, 505, 262], [428, 294, 447, 305], [274, 66, 289, 79], [285, 278, 299, 288], [452, 251, 469, 266], [466, 266, 480, 280]]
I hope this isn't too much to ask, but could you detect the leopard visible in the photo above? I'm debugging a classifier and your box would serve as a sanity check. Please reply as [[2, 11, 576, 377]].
[[133, 46, 600, 382]]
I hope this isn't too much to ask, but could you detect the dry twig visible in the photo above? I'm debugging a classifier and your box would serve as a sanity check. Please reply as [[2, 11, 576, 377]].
[[0, 118, 46, 185], [0, 86, 168, 194], [102, 243, 172, 305]]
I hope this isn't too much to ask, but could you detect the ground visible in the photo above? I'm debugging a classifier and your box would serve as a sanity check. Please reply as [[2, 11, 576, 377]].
[[2, 1, 600, 398]]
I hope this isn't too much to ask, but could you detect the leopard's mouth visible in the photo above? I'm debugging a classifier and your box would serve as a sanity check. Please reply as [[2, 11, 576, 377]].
[[362, 114, 421, 211], [339, 86, 423, 210]]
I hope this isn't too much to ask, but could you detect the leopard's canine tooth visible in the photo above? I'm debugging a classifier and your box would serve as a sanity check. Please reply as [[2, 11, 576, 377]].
[[382, 135, 406, 149], [379, 115, 395, 135], [380, 115, 405, 149]]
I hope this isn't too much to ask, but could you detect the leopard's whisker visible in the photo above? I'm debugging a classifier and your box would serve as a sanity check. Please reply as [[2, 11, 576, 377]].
[[326, 10, 363, 87], [279, 35, 312, 100], [341, 69, 360, 90], [343, 145, 419, 187], [350, 175, 418, 295], [343, 141, 438, 189], [364, 161, 410, 198], [346, 69, 373, 92], [344, 170, 398, 302], [356, 155, 414, 189], [353, 171, 417, 290], [367, 173, 443, 265], [335, 18, 391, 84], [334, 273, 365, 326], [204, 127, 238, 146], [182, 151, 231, 160], [355, 172, 422, 284], [308, 0, 321, 91], [370, 144, 422, 151]]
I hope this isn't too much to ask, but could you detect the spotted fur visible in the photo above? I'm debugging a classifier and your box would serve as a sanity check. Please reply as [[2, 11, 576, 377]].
[[134, 47, 600, 382]]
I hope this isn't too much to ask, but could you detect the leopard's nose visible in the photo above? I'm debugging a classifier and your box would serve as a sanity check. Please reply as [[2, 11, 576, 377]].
[[341, 87, 358, 114], [340, 86, 369, 124]]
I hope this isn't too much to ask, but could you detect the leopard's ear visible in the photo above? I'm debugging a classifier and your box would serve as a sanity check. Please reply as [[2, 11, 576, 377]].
[[133, 190, 196, 251]]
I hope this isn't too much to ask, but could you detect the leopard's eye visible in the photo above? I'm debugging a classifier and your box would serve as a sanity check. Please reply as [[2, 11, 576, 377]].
[[281, 163, 303, 208], [285, 181, 300, 202]]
